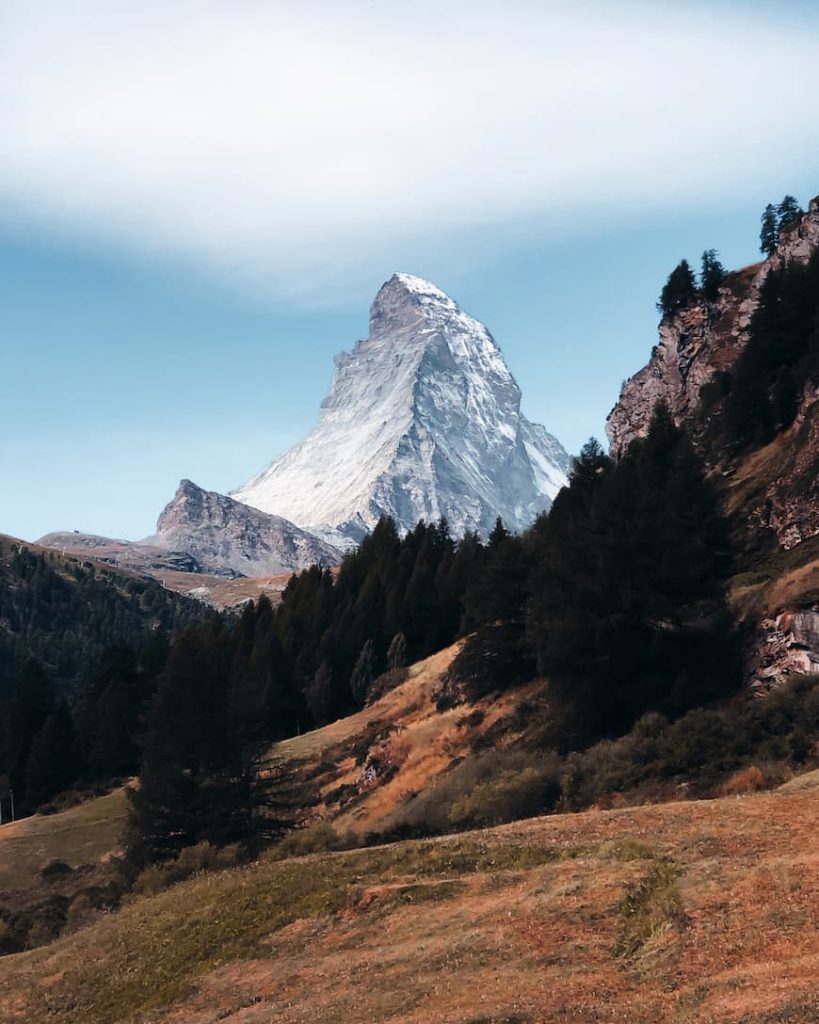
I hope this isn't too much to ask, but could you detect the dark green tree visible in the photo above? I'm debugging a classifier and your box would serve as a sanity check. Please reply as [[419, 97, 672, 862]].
[[760, 203, 778, 256], [529, 413, 739, 744], [24, 700, 79, 808], [306, 661, 335, 727], [349, 639, 375, 706], [700, 249, 726, 303], [658, 260, 698, 319], [777, 195, 803, 231], [0, 659, 56, 809], [387, 632, 408, 671]]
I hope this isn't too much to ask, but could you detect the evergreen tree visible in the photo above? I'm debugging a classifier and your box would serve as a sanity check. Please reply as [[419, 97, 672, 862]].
[[127, 614, 292, 865], [760, 203, 778, 256], [529, 413, 739, 743], [24, 700, 79, 808], [306, 661, 335, 727], [349, 639, 375, 706], [0, 659, 56, 809], [387, 632, 408, 671], [700, 249, 726, 303], [777, 195, 803, 231], [658, 260, 698, 319], [75, 645, 144, 780]]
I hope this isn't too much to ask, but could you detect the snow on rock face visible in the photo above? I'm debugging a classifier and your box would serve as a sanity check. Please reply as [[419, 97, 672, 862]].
[[148, 480, 341, 577], [232, 273, 570, 541]]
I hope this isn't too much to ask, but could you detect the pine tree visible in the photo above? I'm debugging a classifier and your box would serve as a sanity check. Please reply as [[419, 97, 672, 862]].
[[760, 203, 778, 256], [349, 639, 375, 706], [529, 413, 739, 743], [1, 659, 56, 810], [777, 195, 803, 231], [387, 632, 408, 671], [24, 700, 79, 808], [700, 249, 726, 303], [658, 260, 698, 319], [306, 661, 334, 727]]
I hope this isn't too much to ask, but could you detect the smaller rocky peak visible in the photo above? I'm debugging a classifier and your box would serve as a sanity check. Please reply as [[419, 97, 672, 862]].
[[157, 479, 223, 531]]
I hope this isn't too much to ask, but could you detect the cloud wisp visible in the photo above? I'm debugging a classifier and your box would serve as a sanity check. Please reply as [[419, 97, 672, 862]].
[[1, 1, 818, 297]]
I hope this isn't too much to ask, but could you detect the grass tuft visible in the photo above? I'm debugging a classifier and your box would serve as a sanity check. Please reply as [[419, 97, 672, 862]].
[[615, 858, 686, 957]]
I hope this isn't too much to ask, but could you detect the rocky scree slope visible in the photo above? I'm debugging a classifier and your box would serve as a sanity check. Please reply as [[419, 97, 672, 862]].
[[232, 272, 570, 545], [607, 195, 819, 689]]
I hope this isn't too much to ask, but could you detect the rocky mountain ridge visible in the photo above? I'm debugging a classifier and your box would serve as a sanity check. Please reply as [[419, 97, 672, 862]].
[[606, 194, 819, 690], [146, 479, 341, 578], [39, 273, 569, 587], [607, 196, 819, 466], [233, 272, 570, 544]]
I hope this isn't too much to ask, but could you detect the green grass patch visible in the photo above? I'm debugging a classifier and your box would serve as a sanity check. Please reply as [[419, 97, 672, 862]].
[[1, 836, 581, 1024], [615, 858, 686, 957]]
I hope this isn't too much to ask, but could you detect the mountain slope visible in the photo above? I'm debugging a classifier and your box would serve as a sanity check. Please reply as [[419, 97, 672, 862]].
[[146, 479, 341, 577], [5, 787, 819, 1024], [606, 194, 819, 690], [0, 534, 207, 695], [233, 273, 570, 542]]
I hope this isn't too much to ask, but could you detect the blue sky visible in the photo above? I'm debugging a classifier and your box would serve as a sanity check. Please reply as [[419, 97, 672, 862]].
[[2, 1, 819, 542]]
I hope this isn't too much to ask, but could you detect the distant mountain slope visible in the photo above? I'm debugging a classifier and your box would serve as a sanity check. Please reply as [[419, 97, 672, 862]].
[[146, 479, 342, 576], [0, 534, 207, 695], [37, 482, 342, 599], [233, 273, 570, 544]]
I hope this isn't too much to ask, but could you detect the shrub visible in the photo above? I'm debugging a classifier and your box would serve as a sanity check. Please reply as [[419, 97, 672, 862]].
[[449, 765, 559, 828], [133, 842, 243, 895], [269, 821, 345, 859], [40, 859, 74, 882], [616, 858, 685, 956], [380, 749, 560, 837]]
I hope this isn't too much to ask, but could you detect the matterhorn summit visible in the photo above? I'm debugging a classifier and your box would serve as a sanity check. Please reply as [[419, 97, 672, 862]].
[[232, 273, 570, 545]]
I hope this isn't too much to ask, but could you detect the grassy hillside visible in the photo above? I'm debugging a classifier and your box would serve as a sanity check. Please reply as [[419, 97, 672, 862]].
[[3, 787, 819, 1023], [0, 789, 127, 891], [273, 642, 544, 839]]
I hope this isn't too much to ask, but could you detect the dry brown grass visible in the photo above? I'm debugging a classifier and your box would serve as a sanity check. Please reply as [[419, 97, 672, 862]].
[[0, 789, 127, 891], [271, 642, 541, 838], [4, 789, 819, 1023]]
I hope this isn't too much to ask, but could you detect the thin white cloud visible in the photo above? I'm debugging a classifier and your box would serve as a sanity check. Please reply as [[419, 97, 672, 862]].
[[1, 1, 817, 298]]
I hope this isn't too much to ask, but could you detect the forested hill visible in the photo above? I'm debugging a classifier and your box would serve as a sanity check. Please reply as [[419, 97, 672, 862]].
[[0, 534, 208, 697]]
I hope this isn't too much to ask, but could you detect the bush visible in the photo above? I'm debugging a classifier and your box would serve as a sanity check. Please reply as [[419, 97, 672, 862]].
[[449, 765, 559, 828], [40, 859, 74, 882], [559, 674, 819, 811], [269, 821, 345, 859], [379, 748, 561, 837], [133, 842, 244, 895]]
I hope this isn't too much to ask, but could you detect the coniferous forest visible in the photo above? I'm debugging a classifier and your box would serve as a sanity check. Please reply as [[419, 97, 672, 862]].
[[0, 406, 743, 856]]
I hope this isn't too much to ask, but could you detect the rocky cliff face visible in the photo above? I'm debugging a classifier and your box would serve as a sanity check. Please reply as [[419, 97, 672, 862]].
[[232, 273, 570, 544], [606, 195, 819, 692], [148, 480, 341, 578], [607, 196, 819, 461]]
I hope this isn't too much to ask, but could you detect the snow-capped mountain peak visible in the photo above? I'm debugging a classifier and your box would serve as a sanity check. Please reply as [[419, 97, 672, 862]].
[[231, 273, 570, 544]]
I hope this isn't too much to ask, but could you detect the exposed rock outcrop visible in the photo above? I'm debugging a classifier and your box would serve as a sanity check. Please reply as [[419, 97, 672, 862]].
[[607, 196, 819, 458], [148, 480, 341, 578], [747, 608, 819, 695]]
